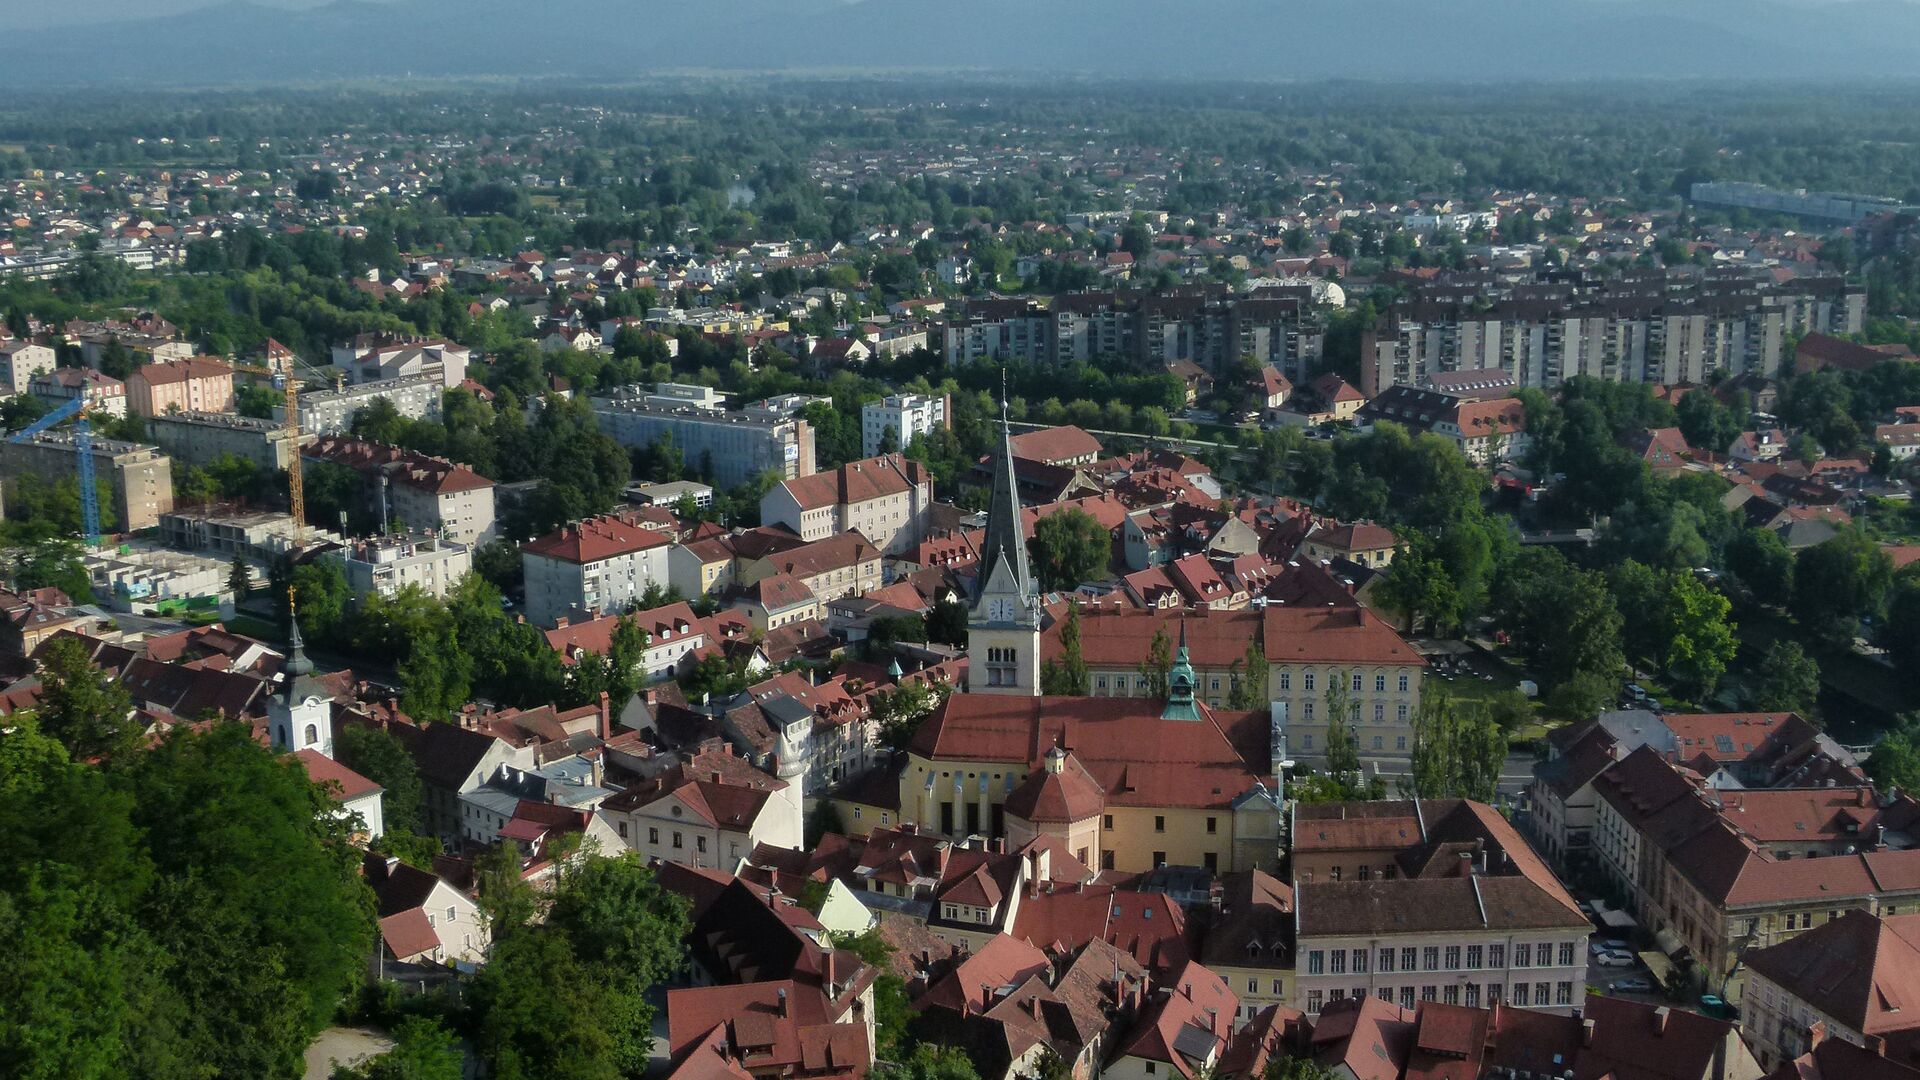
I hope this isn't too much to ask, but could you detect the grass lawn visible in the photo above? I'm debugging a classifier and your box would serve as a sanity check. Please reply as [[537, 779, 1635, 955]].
[[224, 614, 284, 644]]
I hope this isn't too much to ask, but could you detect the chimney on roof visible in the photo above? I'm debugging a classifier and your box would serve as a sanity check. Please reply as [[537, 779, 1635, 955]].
[[1867, 1034, 1887, 1055], [1459, 849, 1474, 875], [776, 987, 788, 1018], [825, 952, 836, 996], [1582, 1017, 1596, 1047], [1652, 1006, 1670, 1036], [1807, 1020, 1826, 1050]]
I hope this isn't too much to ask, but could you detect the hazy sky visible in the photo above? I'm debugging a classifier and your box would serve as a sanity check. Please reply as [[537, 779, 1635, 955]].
[[0, 0, 393, 30]]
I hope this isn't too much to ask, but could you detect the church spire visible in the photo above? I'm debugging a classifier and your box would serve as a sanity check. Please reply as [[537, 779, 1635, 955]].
[[974, 368, 1034, 607], [285, 585, 314, 681], [1162, 616, 1202, 721]]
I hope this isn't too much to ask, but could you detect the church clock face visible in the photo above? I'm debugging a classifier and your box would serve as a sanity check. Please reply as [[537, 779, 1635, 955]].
[[988, 597, 1015, 622]]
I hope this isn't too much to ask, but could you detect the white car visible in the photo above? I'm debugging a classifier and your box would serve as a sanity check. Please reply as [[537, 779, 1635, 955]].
[[1595, 950, 1636, 968]]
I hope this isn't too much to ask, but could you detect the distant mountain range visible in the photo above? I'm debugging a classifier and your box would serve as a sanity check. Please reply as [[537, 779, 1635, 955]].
[[15, 0, 1920, 85]]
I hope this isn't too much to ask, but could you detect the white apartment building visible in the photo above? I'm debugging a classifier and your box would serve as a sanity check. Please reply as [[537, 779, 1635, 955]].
[[284, 373, 444, 435], [0, 341, 56, 393], [521, 512, 676, 627], [330, 334, 470, 390], [331, 534, 473, 600], [861, 393, 948, 457], [144, 411, 310, 471]]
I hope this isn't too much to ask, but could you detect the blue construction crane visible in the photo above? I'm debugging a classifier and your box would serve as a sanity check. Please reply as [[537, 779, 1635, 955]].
[[6, 395, 101, 545]]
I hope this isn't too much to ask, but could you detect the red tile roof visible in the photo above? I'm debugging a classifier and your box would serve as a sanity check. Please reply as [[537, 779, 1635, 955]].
[[777, 454, 928, 511], [296, 749, 381, 801], [1261, 605, 1423, 667], [523, 511, 675, 564], [909, 694, 1270, 811], [1010, 425, 1103, 465]]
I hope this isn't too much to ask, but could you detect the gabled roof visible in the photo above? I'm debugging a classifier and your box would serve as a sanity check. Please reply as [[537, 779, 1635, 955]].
[[1744, 910, 1920, 1051], [523, 511, 674, 564], [1009, 425, 1102, 465], [776, 453, 928, 511]]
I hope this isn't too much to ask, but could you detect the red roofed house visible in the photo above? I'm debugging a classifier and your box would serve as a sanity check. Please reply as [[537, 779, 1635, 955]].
[[1743, 909, 1920, 1072], [1591, 745, 1920, 1007], [543, 601, 710, 682], [1108, 960, 1238, 1080], [667, 978, 872, 1080], [739, 532, 883, 606], [298, 747, 385, 839], [599, 745, 802, 871], [1300, 521, 1399, 569], [522, 510, 677, 626], [1010, 425, 1104, 467], [363, 852, 488, 968], [303, 434, 497, 544]]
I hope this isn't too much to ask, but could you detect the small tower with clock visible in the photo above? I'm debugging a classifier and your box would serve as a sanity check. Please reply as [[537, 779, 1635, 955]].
[[269, 596, 334, 758], [967, 395, 1041, 695]]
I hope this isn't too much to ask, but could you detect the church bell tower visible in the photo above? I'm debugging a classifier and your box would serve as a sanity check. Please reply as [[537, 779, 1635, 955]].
[[966, 389, 1041, 696]]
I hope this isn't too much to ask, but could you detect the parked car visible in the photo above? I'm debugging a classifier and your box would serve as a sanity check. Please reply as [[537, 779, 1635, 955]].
[[1610, 977, 1654, 994], [1598, 938, 1629, 953], [1595, 950, 1637, 968]]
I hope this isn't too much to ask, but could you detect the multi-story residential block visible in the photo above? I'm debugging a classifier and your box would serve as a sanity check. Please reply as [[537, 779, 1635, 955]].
[[1264, 604, 1427, 766], [125, 357, 235, 418], [592, 388, 816, 488], [945, 287, 1327, 383], [329, 533, 472, 600], [302, 435, 496, 544], [737, 531, 882, 606], [666, 535, 737, 598], [0, 431, 173, 531], [0, 340, 55, 393], [1742, 910, 1920, 1072], [29, 366, 128, 417], [1290, 799, 1590, 1018], [330, 332, 470, 390], [282, 372, 443, 435], [144, 410, 310, 470], [75, 332, 193, 370], [861, 393, 948, 457], [1360, 268, 1865, 395], [1356, 385, 1530, 465], [599, 745, 802, 870], [521, 511, 675, 626], [1589, 745, 1920, 1005], [759, 453, 934, 556]]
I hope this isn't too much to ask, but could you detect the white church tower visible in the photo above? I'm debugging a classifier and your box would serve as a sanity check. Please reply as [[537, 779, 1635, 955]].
[[269, 611, 333, 758], [966, 393, 1041, 695]]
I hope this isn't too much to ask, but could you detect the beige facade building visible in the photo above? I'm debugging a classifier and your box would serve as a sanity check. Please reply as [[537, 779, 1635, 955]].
[[144, 410, 310, 471], [759, 453, 934, 556], [737, 532, 882, 606], [521, 512, 675, 626], [1265, 604, 1426, 766], [1291, 799, 1590, 1018], [125, 357, 235, 418], [0, 431, 174, 531]]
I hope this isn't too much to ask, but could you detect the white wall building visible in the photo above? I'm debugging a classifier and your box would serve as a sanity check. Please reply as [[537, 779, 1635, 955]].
[[861, 392, 948, 457]]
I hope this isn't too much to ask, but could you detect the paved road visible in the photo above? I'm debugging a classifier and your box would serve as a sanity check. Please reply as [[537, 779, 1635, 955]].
[[304, 1027, 393, 1080]]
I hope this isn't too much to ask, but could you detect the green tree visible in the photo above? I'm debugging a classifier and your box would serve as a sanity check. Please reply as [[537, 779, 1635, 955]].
[[926, 598, 968, 646], [876, 1043, 983, 1080], [1404, 692, 1507, 802], [1029, 508, 1111, 590], [1657, 571, 1737, 701], [1792, 531, 1894, 643], [1868, 716, 1920, 796], [1138, 627, 1173, 698], [334, 725, 425, 837], [1039, 603, 1089, 695], [228, 554, 252, 601], [331, 1017, 463, 1080], [1228, 639, 1268, 710], [10, 536, 93, 603], [124, 722, 374, 1036], [32, 636, 137, 761], [1746, 640, 1821, 717], [546, 854, 691, 1002], [874, 680, 951, 752], [1376, 533, 1460, 635], [1725, 527, 1794, 608]]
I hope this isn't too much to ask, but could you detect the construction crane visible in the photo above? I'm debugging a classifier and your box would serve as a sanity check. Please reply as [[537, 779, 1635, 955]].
[[6, 395, 101, 546], [231, 361, 309, 541]]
